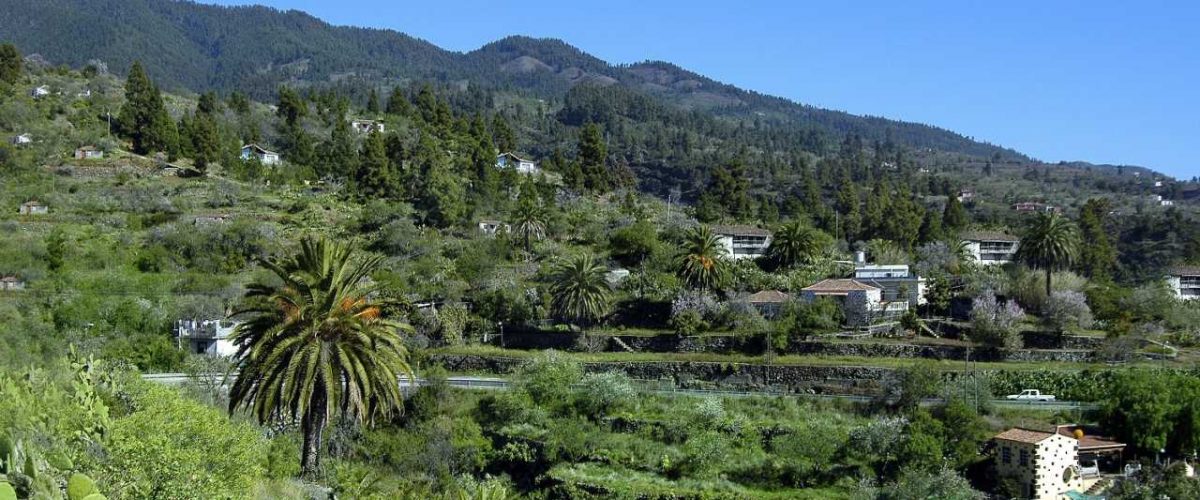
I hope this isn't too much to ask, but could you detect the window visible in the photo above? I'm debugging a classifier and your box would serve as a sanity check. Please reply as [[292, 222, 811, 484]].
[[1019, 449, 1029, 466], [1002, 446, 1011, 464]]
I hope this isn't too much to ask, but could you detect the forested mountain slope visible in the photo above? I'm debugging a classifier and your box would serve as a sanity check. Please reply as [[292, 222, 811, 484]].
[[1, 0, 1023, 161]]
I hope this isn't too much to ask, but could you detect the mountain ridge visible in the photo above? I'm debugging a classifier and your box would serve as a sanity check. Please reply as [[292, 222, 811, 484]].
[[0, 0, 1127, 167]]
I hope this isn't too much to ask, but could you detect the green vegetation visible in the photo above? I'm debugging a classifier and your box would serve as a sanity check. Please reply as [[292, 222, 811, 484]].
[[1, 20, 1199, 498]]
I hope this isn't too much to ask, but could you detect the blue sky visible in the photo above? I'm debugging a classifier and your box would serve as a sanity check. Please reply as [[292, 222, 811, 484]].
[[207, 1, 1199, 178]]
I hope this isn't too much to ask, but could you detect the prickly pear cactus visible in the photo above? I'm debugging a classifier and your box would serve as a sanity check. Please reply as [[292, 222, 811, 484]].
[[66, 474, 97, 500]]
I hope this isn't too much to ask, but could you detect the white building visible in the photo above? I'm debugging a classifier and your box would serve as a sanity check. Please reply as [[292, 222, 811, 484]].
[[18, 200, 48, 215], [852, 252, 927, 306], [31, 85, 50, 98], [1167, 265, 1200, 300], [73, 146, 103, 160], [0, 276, 26, 291], [11, 134, 31, 146], [993, 428, 1084, 500], [961, 230, 1020, 265], [713, 225, 772, 260], [800, 279, 906, 327], [241, 144, 281, 165], [350, 119, 385, 134], [495, 152, 540, 175], [174, 319, 239, 356], [477, 219, 510, 236]]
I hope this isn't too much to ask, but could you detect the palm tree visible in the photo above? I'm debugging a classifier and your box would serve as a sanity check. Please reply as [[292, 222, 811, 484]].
[[550, 253, 611, 327], [766, 221, 831, 268], [228, 237, 412, 477], [1017, 212, 1080, 297], [676, 225, 729, 290], [512, 199, 547, 252]]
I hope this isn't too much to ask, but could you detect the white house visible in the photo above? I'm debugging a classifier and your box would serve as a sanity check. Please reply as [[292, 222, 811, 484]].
[[11, 134, 31, 146], [174, 319, 239, 356], [1149, 194, 1174, 207], [713, 225, 772, 260], [0, 276, 26, 291], [747, 290, 790, 319], [852, 252, 927, 306], [1167, 265, 1200, 300], [495, 152, 540, 175], [18, 200, 48, 215], [800, 279, 905, 327], [73, 146, 103, 160], [240, 144, 281, 165], [31, 86, 50, 98], [993, 428, 1085, 500], [961, 230, 1020, 265], [350, 119, 385, 134], [477, 219, 510, 236]]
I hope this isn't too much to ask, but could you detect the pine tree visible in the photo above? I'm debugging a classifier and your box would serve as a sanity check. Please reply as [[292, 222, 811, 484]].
[[320, 117, 356, 178], [1077, 198, 1117, 278], [118, 61, 177, 154], [191, 112, 221, 173], [227, 91, 251, 115], [709, 160, 752, 220], [366, 89, 380, 114], [0, 43, 22, 85], [491, 115, 516, 153], [356, 131, 395, 198], [385, 86, 410, 116], [942, 195, 969, 232], [578, 122, 609, 192]]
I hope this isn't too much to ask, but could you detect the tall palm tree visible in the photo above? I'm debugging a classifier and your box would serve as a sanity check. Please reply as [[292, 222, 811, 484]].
[[512, 199, 547, 252], [676, 225, 729, 290], [1017, 212, 1080, 297], [550, 253, 611, 327], [228, 237, 412, 477], [766, 221, 831, 268]]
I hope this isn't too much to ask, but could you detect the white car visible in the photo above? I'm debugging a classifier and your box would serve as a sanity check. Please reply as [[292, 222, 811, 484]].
[[1005, 389, 1056, 402]]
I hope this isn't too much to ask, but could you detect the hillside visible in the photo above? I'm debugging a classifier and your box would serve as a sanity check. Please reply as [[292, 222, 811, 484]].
[[1, 0, 1025, 162]]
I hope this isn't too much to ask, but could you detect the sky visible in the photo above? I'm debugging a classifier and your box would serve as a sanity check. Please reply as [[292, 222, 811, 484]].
[[205, 0, 1200, 178]]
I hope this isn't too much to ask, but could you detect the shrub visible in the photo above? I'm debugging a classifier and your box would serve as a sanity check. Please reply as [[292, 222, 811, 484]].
[[515, 351, 583, 407], [574, 371, 636, 419], [104, 382, 266, 499], [967, 291, 1025, 348], [1042, 290, 1094, 332]]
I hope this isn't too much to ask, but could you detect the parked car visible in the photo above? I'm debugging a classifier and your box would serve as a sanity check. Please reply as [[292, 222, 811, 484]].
[[1005, 389, 1056, 402], [1080, 459, 1100, 477]]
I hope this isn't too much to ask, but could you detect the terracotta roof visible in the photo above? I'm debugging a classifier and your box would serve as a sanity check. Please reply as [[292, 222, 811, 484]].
[[961, 230, 1019, 242], [21, 200, 44, 206], [1168, 264, 1200, 277], [994, 428, 1055, 444], [75, 145, 98, 151], [747, 290, 790, 303], [802, 279, 879, 293], [0, 276, 21, 282], [1055, 426, 1126, 451], [712, 224, 772, 237]]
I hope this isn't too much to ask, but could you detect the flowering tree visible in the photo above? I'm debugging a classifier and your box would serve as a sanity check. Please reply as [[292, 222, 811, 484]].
[[968, 291, 1026, 348]]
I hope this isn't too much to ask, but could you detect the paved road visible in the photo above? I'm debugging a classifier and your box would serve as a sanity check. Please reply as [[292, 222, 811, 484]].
[[142, 373, 1096, 411]]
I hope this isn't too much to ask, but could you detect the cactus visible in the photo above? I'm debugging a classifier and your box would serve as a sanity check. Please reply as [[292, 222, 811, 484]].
[[80, 495, 105, 500], [66, 474, 97, 500]]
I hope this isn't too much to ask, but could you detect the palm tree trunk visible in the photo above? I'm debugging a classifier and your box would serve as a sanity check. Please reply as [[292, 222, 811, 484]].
[[1045, 267, 1053, 298], [300, 389, 328, 478]]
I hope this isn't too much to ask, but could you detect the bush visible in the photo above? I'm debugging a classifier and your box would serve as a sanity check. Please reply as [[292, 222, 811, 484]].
[[104, 382, 266, 499], [515, 351, 583, 408], [574, 371, 636, 419], [1042, 290, 1094, 332], [967, 291, 1025, 348]]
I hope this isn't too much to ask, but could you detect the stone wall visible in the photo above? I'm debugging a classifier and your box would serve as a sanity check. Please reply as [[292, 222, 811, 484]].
[[429, 353, 893, 394], [493, 332, 1095, 362]]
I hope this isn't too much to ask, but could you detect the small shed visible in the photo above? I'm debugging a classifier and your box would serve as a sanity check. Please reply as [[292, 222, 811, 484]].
[[0, 276, 26, 291], [74, 146, 103, 160], [11, 134, 32, 146], [18, 200, 48, 215], [350, 119, 385, 134], [240, 144, 281, 165], [747, 290, 790, 318]]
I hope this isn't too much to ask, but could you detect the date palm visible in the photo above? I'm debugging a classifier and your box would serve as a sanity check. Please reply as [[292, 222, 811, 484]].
[[1017, 212, 1080, 297], [766, 220, 831, 268], [677, 225, 729, 290], [512, 199, 547, 252], [550, 253, 611, 327], [228, 236, 412, 477]]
